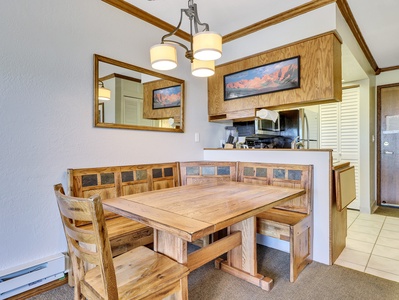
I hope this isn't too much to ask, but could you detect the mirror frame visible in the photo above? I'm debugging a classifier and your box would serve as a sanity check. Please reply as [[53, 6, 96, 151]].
[[94, 54, 184, 132]]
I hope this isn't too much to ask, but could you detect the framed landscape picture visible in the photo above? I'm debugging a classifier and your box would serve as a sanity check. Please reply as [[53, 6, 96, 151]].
[[224, 56, 300, 101], [152, 85, 182, 109]]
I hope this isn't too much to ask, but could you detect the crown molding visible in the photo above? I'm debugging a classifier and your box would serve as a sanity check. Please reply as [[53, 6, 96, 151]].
[[336, 0, 379, 73], [223, 0, 335, 43], [103, 0, 397, 74], [101, 0, 190, 41], [101, 0, 336, 45]]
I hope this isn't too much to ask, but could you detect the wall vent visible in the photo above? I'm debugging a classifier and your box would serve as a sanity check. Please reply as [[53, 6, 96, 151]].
[[0, 253, 65, 299]]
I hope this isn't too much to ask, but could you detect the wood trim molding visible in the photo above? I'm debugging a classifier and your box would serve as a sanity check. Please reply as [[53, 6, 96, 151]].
[[379, 65, 399, 73], [100, 73, 141, 83], [101, 0, 190, 41], [216, 31, 342, 68], [336, 0, 379, 74], [102, 0, 394, 75], [223, 0, 336, 43]]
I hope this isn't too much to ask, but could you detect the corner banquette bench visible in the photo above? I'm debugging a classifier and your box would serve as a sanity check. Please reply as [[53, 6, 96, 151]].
[[66, 160, 312, 283], [237, 162, 313, 282], [67, 162, 179, 286]]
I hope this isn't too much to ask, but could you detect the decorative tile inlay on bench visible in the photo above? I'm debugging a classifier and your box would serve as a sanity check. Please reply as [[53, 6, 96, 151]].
[[180, 161, 237, 186], [67, 162, 179, 254]]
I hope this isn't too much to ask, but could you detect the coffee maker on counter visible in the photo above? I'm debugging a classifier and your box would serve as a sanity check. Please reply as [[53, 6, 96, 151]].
[[224, 126, 238, 148]]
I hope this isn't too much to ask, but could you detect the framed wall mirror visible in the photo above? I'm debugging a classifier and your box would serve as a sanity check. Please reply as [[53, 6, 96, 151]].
[[94, 54, 184, 132]]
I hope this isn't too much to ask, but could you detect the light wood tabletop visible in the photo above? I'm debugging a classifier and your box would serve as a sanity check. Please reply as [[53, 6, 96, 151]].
[[103, 181, 305, 293]]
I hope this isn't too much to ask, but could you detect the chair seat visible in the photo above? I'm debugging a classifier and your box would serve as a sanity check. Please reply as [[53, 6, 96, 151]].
[[83, 246, 189, 300], [257, 208, 307, 226]]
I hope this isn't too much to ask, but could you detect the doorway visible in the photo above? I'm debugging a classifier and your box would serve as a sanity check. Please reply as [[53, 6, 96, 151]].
[[377, 83, 399, 207]]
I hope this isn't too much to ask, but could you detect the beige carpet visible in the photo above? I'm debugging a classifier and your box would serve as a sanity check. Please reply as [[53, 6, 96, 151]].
[[374, 206, 399, 218], [28, 245, 399, 300]]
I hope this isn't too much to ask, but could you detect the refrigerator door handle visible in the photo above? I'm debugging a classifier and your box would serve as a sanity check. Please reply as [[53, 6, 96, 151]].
[[304, 112, 309, 149]]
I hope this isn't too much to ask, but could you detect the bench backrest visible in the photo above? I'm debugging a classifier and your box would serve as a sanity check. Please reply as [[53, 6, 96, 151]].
[[179, 161, 237, 185], [237, 162, 313, 214], [119, 163, 179, 195], [68, 162, 179, 226]]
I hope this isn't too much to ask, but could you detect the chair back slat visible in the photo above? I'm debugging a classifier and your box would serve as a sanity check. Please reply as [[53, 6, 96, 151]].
[[54, 183, 118, 299]]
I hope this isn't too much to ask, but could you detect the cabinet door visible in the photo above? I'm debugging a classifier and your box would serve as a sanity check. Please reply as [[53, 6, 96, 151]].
[[320, 87, 360, 209]]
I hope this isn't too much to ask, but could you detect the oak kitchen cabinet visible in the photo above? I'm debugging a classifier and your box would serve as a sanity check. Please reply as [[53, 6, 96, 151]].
[[207, 32, 342, 122]]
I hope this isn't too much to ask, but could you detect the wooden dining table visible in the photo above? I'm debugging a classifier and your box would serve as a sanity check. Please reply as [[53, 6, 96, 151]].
[[102, 181, 305, 297]]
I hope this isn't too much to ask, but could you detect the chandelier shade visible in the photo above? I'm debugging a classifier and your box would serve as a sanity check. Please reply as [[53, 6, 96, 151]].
[[193, 31, 222, 61], [191, 59, 215, 77], [150, 44, 177, 70], [98, 81, 111, 101], [150, 0, 222, 77]]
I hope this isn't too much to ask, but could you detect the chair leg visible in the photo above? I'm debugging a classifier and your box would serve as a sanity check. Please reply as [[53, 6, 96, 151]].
[[161, 275, 188, 300], [289, 217, 312, 282]]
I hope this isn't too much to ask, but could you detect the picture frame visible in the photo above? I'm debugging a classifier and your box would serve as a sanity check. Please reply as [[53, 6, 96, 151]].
[[152, 85, 182, 109], [224, 56, 300, 101]]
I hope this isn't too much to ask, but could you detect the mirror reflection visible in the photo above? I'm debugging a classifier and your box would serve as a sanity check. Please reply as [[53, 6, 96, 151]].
[[94, 54, 184, 132]]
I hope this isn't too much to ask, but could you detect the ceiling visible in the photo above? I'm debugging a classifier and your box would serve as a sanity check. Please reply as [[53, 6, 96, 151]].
[[114, 0, 399, 80]]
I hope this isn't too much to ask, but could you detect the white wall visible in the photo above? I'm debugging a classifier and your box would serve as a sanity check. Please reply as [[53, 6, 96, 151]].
[[376, 70, 399, 86], [336, 8, 377, 214], [0, 0, 364, 272], [0, 0, 223, 271], [219, 4, 337, 64]]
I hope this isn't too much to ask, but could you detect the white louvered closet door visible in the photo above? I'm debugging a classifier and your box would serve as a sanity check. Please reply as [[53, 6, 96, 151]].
[[320, 102, 340, 162], [319, 87, 360, 209]]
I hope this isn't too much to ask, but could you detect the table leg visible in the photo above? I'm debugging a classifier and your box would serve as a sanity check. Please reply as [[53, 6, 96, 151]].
[[154, 229, 189, 300], [216, 216, 274, 291]]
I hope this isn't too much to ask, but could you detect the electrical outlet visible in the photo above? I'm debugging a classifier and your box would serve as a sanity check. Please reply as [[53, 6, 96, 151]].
[[195, 132, 200, 142]]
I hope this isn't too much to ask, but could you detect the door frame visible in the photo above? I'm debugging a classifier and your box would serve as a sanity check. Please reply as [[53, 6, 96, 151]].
[[376, 82, 399, 206]]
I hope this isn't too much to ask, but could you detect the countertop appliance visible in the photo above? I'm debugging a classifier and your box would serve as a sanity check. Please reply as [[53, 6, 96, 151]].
[[235, 108, 318, 149], [278, 108, 317, 149]]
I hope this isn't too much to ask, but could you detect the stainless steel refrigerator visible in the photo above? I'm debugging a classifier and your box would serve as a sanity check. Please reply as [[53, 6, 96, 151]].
[[278, 108, 318, 149]]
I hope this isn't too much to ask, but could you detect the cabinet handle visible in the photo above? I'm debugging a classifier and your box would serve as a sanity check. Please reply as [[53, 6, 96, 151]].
[[384, 151, 394, 154]]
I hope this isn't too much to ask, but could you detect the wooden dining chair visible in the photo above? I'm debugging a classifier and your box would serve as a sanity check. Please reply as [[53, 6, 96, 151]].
[[54, 183, 189, 300]]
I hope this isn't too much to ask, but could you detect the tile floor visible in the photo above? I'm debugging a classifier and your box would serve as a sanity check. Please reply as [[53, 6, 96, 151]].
[[335, 209, 399, 282]]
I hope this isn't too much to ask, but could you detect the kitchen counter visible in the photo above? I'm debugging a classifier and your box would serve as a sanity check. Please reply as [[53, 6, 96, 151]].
[[205, 148, 329, 151], [203, 148, 335, 265]]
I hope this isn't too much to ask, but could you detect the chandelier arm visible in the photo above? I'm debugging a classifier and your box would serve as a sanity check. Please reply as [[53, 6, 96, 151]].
[[160, 5, 194, 61], [161, 8, 187, 42], [191, 3, 210, 32], [150, 0, 219, 75], [162, 39, 189, 53]]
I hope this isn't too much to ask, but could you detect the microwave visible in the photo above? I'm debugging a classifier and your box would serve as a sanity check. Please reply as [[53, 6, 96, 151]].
[[255, 117, 280, 135]]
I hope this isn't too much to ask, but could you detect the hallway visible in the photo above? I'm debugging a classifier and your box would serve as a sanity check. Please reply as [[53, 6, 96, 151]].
[[335, 209, 399, 282]]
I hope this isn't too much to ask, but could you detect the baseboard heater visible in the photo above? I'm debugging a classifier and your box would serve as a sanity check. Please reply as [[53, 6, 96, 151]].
[[0, 253, 66, 299]]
